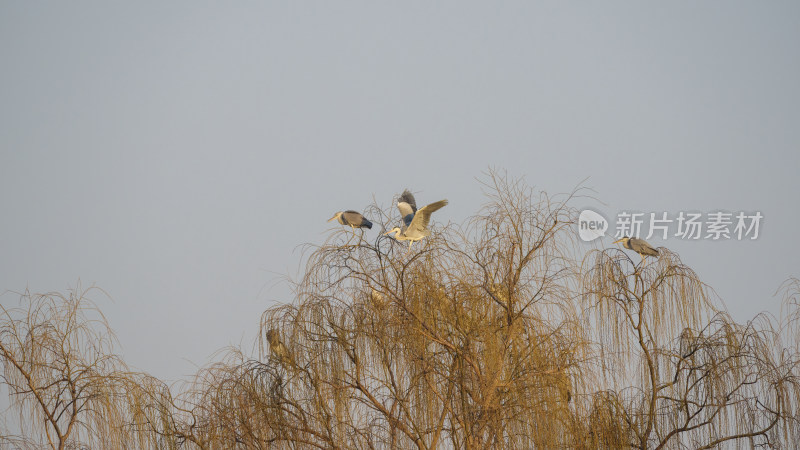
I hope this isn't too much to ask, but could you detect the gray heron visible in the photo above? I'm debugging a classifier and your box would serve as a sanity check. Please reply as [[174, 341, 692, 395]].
[[613, 236, 659, 263], [266, 329, 295, 369], [328, 210, 373, 229], [384, 192, 448, 252], [370, 288, 385, 310]]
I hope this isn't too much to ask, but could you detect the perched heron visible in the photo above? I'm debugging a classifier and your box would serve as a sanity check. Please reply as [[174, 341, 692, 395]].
[[384, 192, 448, 252], [266, 329, 295, 369], [370, 288, 385, 309], [613, 236, 659, 263], [328, 210, 373, 229]]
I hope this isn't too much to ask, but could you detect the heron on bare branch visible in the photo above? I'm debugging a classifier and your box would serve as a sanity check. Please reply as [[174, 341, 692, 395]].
[[613, 236, 659, 263], [384, 190, 448, 252]]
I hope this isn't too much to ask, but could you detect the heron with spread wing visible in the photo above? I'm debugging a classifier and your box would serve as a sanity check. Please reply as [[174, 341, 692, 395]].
[[384, 190, 448, 252]]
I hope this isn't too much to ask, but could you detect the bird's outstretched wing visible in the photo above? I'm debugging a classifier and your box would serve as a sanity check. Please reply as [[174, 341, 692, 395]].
[[397, 190, 417, 227], [407, 200, 448, 234], [398, 190, 417, 212]]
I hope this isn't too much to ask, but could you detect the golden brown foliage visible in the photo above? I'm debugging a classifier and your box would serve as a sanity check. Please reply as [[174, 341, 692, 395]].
[[2, 173, 799, 449]]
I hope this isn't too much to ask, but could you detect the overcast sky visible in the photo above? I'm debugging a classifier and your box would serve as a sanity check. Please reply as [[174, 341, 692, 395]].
[[1, 2, 798, 383]]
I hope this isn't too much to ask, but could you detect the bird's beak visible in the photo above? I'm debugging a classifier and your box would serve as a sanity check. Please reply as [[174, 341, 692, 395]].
[[327, 214, 338, 222], [613, 238, 624, 244]]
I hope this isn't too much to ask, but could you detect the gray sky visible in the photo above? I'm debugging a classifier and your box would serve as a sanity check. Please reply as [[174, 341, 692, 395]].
[[1, 2, 798, 383]]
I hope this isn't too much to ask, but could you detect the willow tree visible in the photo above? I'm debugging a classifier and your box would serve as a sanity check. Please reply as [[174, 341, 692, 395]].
[[0, 286, 169, 450], [3, 174, 799, 449], [157, 174, 794, 449], [582, 247, 800, 448], [243, 175, 585, 449]]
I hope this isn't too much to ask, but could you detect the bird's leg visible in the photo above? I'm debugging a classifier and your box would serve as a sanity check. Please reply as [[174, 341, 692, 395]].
[[405, 241, 413, 256]]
